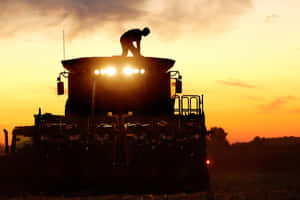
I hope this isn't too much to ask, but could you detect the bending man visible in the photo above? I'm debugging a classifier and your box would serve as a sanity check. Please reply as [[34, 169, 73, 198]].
[[120, 27, 150, 57]]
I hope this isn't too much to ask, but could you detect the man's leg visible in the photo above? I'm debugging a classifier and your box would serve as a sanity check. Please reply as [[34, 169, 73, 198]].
[[121, 41, 129, 57], [128, 44, 140, 57]]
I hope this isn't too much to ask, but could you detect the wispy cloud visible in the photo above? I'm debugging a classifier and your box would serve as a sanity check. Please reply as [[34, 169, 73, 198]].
[[290, 108, 300, 114], [0, 0, 253, 39], [0, 0, 146, 39], [244, 95, 264, 101], [217, 80, 256, 88], [265, 14, 280, 22], [258, 96, 296, 112]]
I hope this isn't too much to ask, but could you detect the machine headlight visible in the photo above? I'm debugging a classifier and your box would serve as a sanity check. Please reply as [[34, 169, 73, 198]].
[[94, 69, 100, 75], [124, 67, 133, 76], [106, 67, 116, 76], [124, 67, 145, 75], [99, 67, 116, 76], [96, 67, 144, 76]]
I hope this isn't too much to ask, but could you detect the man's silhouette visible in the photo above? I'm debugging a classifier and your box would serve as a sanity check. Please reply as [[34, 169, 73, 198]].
[[120, 27, 150, 57]]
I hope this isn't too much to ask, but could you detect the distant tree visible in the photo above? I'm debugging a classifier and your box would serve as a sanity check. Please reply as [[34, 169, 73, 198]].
[[252, 136, 263, 144], [207, 127, 229, 146]]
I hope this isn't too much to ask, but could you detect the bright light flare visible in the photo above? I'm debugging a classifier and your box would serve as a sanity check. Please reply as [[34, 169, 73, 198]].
[[206, 160, 211, 165], [106, 67, 116, 76], [94, 69, 100, 75], [100, 67, 116, 76], [133, 69, 139, 74], [124, 67, 133, 76], [140, 69, 145, 74]]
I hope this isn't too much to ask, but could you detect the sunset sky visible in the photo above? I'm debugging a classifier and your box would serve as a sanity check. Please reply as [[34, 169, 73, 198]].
[[0, 0, 299, 143]]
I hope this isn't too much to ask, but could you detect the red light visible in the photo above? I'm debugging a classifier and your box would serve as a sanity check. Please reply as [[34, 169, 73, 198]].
[[206, 160, 211, 165]]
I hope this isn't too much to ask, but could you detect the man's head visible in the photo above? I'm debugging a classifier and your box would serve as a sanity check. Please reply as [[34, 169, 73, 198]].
[[142, 27, 150, 36]]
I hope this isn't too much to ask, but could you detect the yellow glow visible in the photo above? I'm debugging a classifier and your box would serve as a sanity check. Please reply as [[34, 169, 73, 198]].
[[100, 67, 116, 76], [123, 67, 133, 76], [94, 69, 100, 75], [3, 0, 300, 144], [106, 67, 116, 76], [133, 69, 139, 74]]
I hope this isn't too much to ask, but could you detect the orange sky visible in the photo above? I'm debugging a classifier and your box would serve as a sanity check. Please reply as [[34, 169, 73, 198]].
[[0, 0, 300, 143]]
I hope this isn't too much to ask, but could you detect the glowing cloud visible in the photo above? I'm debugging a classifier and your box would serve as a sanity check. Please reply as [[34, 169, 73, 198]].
[[217, 80, 256, 88], [258, 96, 297, 112], [0, 0, 253, 39]]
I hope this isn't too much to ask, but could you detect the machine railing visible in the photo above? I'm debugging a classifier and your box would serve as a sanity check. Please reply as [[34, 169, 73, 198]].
[[174, 95, 204, 117]]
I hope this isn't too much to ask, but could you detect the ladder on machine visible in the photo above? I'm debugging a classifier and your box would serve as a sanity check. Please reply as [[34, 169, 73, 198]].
[[174, 95, 204, 117]]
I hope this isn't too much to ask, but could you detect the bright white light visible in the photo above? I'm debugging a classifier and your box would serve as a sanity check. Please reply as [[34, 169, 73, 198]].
[[133, 69, 139, 74], [106, 67, 116, 76], [99, 67, 116, 76], [124, 67, 133, 76], [94, 69, 100, 75], [140, 69, 145, 74]]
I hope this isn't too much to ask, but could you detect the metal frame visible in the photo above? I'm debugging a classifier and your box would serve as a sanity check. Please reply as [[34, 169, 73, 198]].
[[173, 95, 204, 117]]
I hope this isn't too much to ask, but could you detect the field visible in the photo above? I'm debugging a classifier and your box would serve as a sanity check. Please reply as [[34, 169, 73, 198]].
[[0, 170, 299, 200], [2, 137, 300, 199], [209, 170, 300, 200]]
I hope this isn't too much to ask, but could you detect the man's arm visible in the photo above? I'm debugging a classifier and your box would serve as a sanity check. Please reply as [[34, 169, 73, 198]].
[[136, 39, 141, 55]]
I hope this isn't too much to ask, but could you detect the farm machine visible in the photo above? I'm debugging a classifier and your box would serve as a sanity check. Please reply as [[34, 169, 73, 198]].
[[2, 56, 209, 195]]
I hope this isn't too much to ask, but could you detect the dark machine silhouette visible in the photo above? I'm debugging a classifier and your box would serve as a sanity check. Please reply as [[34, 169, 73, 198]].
[[0, 34, 209, 195]]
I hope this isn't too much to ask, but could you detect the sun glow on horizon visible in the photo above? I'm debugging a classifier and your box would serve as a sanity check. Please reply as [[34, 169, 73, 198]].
[[1, 0, 300, 144]]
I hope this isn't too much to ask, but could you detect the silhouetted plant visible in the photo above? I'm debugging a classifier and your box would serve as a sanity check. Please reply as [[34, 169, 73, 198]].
[[207, 127, 229, 146]]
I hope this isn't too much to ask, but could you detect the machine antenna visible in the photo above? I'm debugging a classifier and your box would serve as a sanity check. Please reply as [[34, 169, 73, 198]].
[[63, 30, 66, 60]]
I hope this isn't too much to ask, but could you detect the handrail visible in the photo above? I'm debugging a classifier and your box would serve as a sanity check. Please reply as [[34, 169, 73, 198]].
[[174, 95, 181, 115], [173, 95, 204, 117]]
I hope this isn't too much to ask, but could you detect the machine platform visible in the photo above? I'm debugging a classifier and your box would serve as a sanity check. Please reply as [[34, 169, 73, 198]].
[[62, 56, 175, 74]]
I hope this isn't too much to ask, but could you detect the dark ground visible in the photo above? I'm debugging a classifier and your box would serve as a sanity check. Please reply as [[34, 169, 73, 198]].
[[0, 169, 298, 199], [1, 137, 300, 199]]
